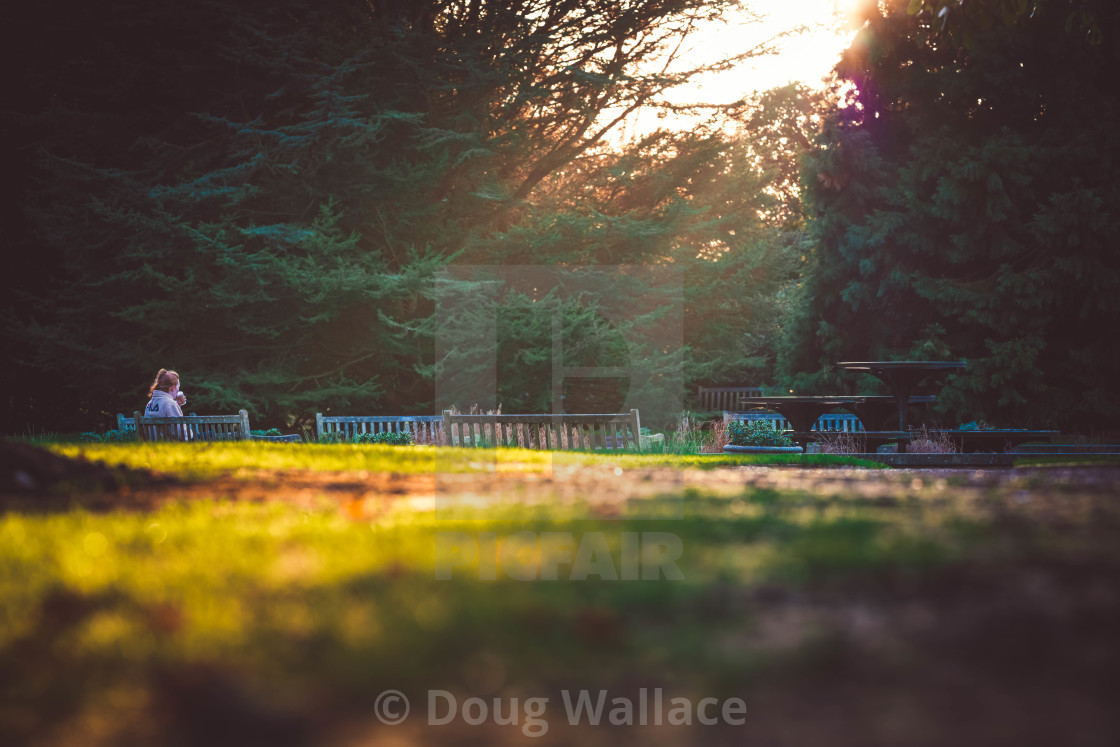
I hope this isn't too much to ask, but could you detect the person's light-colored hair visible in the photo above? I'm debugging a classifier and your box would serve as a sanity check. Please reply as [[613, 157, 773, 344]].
[[148, 369, 180, 398]]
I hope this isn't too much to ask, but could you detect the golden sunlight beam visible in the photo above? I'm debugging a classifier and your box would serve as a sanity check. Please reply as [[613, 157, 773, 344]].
[[678, 0, 861, 100], [612, 0, 864, 142]]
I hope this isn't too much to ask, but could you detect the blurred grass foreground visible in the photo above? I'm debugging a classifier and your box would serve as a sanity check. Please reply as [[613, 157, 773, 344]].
[[1, 441, 1119, 746]]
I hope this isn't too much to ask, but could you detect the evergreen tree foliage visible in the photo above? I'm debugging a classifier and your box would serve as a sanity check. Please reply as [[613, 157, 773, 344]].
[[426, 266, 684, 424], [3, 0, 812, 431], [782, 0, 1120, 430], [456, 86, 822, 400]]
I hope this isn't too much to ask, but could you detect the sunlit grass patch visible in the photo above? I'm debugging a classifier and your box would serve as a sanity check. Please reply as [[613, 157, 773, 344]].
[[0, 486, 964, 657], [48, 442, 557, 478], [555, 452, 886, 470], [47, 441, 885, 480]]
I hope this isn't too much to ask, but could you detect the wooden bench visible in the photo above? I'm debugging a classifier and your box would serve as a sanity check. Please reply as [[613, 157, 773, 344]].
[[442, 409, 641, 450], [133, 409, 251, 442], [698, 386, 762, 411], [126, 412, 300, 442], [315, 414, 443, 442]]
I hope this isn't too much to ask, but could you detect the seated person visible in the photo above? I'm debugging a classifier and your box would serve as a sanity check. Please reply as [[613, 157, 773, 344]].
[[143, 368, 190, 440]]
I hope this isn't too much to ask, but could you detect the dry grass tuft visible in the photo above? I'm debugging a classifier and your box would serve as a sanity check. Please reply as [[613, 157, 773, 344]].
[[666, 412, 727, 454], [908, 425, 958, 454], [816, 430, 863, 455], [702, 419, 729, 453]]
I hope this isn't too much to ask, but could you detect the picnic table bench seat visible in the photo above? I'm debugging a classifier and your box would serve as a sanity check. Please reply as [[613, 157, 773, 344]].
[[443, 409, 641, 451], [786, 429, 1057, 453], [787, 430, 911, 452], [932, 429, 1058, 453]]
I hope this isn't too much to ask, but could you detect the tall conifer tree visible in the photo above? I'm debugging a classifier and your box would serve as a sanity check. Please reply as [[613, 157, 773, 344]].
[[4, 0, 813, 429], [783, 0, 1120, 430]]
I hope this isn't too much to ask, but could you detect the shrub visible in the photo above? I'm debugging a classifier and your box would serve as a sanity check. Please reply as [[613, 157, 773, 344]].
[[353, 431, 413, 446], [79, 429, 136, 443], [317, 431, 414, 445], [726, 420, 795, 448], [638, 413, 727, 455], [251, 428, 283, 437]]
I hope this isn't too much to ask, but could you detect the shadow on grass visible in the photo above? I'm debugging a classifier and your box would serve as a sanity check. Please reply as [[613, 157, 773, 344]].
[[2, 467, 1120, 745]]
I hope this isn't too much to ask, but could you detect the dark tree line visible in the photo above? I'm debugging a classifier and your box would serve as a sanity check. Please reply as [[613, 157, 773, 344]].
[[6, 0, 1114, 435], [2, 0, 807, 431], [780, 0, 1120, 431]]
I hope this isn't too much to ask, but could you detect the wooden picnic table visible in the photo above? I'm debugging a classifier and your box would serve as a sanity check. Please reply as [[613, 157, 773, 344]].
[[840, 395, 936, 431], [735, 395, 927, 452], [786, 430, 911, 452], [736, 396, 856, 450], [736, 396, 854, 433], [837, 361, 966, 432]]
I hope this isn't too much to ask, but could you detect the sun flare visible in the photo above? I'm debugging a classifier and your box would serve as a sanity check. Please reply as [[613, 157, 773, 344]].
[[615, 0, 862, 141], [684, 0, 860, 98]]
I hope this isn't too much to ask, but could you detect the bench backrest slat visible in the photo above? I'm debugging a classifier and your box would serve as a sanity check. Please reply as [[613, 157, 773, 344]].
[[133, 409, 250, 442], [699, 386, 763, 411], [442, 410, 641, 451], [315, 414, 444, 442]]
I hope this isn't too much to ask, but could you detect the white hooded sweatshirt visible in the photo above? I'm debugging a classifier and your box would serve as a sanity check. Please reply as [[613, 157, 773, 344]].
[[142, 390, 191, 440], [144, 389, 184, 418]]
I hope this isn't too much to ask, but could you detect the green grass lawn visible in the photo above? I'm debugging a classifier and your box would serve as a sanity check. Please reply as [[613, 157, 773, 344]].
[[46, 441, 884, 479], [0, 490, 951, 741], [2, 444, 1118, 745]]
